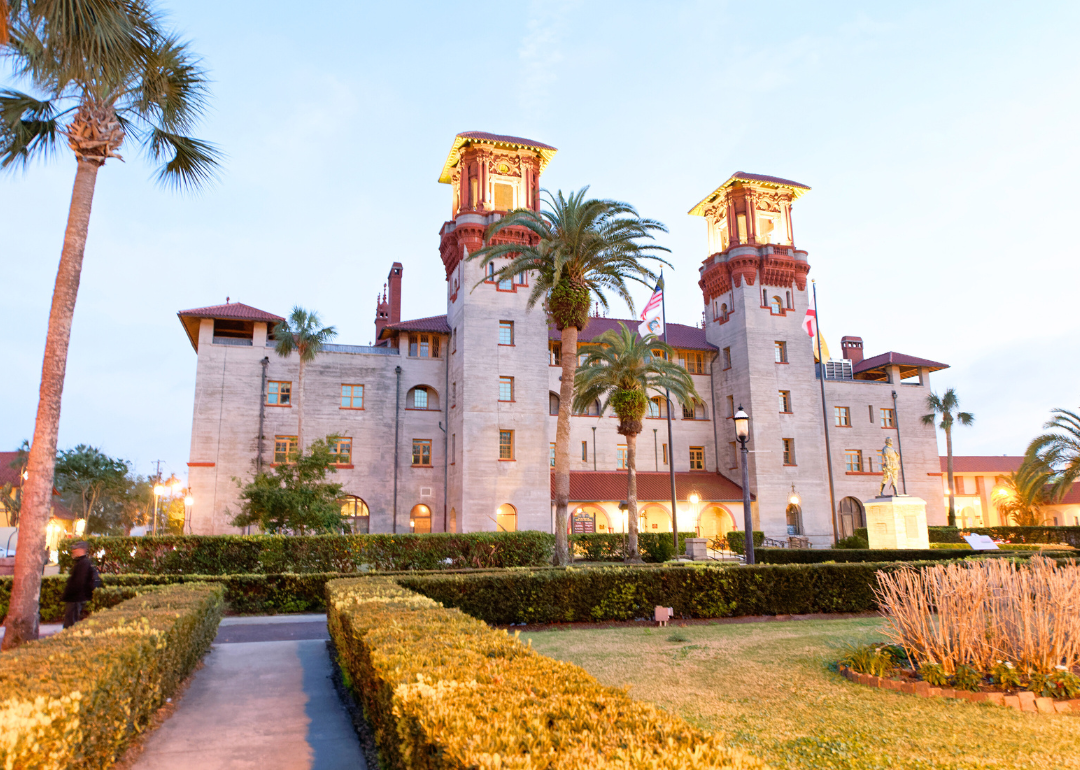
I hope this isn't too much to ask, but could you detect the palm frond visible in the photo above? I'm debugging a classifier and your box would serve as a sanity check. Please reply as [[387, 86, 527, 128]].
[[131, 32, 210, 132], [0, 89, 62, 168], [147, 127, 221, 190], [1026, 408, 1080, 500]]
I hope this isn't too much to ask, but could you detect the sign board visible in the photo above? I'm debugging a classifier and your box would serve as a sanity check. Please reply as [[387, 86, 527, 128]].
[[962, 534, 999, 550], [572, 512, 595, 534]]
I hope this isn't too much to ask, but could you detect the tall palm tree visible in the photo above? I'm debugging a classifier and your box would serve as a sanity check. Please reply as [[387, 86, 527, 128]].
[[1, 1, 219, 650], [468, 189, 670, 565], [1026, 408, 1080, 502], [921, 388, 974, 528], [992, 458, 1053, 527], [574, 324, 698, 561], [273, 307, 337, 454]]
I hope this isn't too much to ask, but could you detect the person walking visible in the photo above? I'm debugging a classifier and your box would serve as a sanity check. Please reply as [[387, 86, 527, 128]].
[[61, 541, 97, 628]]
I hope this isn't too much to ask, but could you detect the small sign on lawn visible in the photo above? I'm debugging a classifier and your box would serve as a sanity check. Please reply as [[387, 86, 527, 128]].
[[962, 534, 999, 550]]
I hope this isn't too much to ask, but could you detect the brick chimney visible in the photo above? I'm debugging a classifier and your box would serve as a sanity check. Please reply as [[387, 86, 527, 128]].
[[388, 262, 403, 324], [841, 336, 864, 365]]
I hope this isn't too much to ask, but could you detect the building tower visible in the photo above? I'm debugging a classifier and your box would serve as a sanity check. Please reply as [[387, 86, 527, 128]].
[[438, 132, 558, 533], [690, 173, 834, 545]]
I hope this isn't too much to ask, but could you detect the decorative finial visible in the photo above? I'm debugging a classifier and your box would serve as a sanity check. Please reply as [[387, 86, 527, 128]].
[[226, 296, 230, 304]]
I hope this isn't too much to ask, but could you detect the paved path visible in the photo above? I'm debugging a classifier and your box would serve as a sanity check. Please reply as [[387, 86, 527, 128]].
[[134, 614, 365, 770]]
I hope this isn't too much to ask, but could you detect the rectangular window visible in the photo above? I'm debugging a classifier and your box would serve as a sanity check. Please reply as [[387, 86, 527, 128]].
[[432, 336, 440, 358], [682, 403, 694, 419], [689, 446, 705, 470], [729, 441, 738, 469], [330, 438, 352, 465], [486, 262, 496, 281], [617, 445, 628, 470], [835, 406, 851, 427], [451, 382, 456, 408], [493, 182, 514, 211], [411, 439, 432, 467], [273, 435, 297, 464], [845, 450, 863, 473], [662, 443, 668, 465], [498, 376, 514, 402], [267, 381, 292, 406], [410, 334, 439, 358], [413, 387, 429, 409], [451, 434, 455, 465], [881, 408, 896, 428], [782, 438, 796, 466], [499, 430, 514, 460], [779, 390, 791, 413], [723, 347, 731, 369], [498, 275, 513, 291], [516, 271, 527, 285], [774, 341, 787, 363], [499, 320, 514, 345], [550, 443, 556, 468], [341, 384, 364, 409], [683, 351, 704, 374], [582, 441, 588, 462], [727, 395, 735, 417], [549, 341, 561, 366], [453, 327, 457, 353]]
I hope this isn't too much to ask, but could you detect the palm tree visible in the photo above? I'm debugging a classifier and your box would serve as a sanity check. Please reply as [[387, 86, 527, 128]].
[[574, 324, 698, 561], [1, 1, 219, 650], [921, 388, 974, 528], [1026, 408, 1080, 501], [992, 459, 1053, 527], [468, 189, 670, 565], [273, 307, 337, 454]]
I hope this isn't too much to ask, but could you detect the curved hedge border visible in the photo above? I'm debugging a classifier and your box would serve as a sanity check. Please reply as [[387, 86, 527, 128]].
[[754, 548, 1072, 564], [58, 531, 555, 575], [857, 526, 1080, 548], [0, 583, 224, 770], [327, 577, 764, 769]]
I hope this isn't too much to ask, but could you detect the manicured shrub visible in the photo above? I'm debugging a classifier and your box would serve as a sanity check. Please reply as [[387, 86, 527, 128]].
[[724, 530, 765, 555], [0, 583, 224, 770], [58, 531, 556, 575], [834, 534, 870, 549], [571, 532, 696, 562], [753, 548, 1032, 564], [927, 525, 1080, 547], [327, 577, 765, 769]]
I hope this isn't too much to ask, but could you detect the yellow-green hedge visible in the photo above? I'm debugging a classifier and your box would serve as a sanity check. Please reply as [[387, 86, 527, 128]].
[[0, 583, 224, 770], [327, 577, 765, 769]]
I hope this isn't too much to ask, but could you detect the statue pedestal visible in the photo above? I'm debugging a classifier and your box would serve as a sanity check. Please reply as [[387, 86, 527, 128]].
[[685, 538, 709, 561], [864, 495, 929, 550]]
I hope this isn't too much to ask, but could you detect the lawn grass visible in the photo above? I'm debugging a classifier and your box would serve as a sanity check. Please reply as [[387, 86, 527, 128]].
[[524, 617, 1080, 770]]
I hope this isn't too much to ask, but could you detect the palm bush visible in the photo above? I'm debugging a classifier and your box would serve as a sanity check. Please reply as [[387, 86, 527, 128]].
[[468, 189, 670, 564], [922, 389, 974, 527], [272, 307, 337, 452], [1026, 408, 1080, 501]]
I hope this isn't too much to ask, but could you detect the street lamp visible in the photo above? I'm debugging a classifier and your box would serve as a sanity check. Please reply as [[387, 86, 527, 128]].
[[733, 406, 755, 565], [688, 492, 700, 536], [152, 483, 166, 536], [184, 494, 194, 534]]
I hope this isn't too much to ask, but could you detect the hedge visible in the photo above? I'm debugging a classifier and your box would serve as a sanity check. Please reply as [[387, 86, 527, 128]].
[[571, 532, 696, 562], [858, 526, 1080, 547], [58, 531, 555, 575], [396, 562, 938, 625], [724, 530, 765, 555], [0, 583, 223, 770], [327, 577, 764, 769], [753, 548, 1067, 564]]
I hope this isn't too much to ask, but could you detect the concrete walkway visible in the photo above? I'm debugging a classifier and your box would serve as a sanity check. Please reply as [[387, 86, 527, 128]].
[[134, 615, 365, 770]]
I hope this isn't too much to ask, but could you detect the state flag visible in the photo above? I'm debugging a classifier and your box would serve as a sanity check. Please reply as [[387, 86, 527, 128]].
[[638, 278, 664, 338]]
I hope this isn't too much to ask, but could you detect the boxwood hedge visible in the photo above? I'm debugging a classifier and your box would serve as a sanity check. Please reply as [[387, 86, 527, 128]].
[[0, 583, 223, 770], [753, 547, 1058, 564]]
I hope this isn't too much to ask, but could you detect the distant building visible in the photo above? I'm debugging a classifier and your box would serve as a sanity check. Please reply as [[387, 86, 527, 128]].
[[180, 132, 948, 544], [0, 451, 76, 556], [934, 456, 1080, 527]]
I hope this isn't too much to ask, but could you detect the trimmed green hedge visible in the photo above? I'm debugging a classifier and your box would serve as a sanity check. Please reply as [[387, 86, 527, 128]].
[[327, 577, 763, 769], [58, 531, 555, 574], [571, 532, 696, 562], [397, 562, 927, 625], [753, 548, 1072, 564], [724, 530, 765, 555], [926, 526, 1080, 547], [0, 583, 223, 769]]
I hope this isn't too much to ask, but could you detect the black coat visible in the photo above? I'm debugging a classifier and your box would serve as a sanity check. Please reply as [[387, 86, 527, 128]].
[[62, 555, 95, 603]]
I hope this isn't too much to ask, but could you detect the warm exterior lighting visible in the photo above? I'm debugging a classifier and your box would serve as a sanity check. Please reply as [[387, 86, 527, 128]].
[[184, 495, 194, 507], [171, 482, 183, 495], [688, 493, 700, 505], [733, 407, 749, 441], [153, 484, 166, 496], [789, 484, 800, 506], [21, 470, 28, 481], [74, 519, 86, 536]]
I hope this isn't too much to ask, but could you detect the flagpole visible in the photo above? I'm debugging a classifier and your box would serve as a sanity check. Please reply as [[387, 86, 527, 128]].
[[813, 280, 840, 544], [660, 272, 679, 552]]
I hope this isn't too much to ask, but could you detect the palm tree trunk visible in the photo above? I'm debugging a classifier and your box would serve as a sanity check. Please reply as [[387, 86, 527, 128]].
[[553, 325, 578, 565], [297, 357, 305, 456], [2, 158, 101, 651], [946, 427, 956, 527], [625, 431, 642, 563]]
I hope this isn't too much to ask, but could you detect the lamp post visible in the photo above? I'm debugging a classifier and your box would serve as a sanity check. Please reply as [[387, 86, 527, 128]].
[[184, 495, 194, 534], [788, 484, 801, 536], [733, 406, 755, 565], [152, 483, 165, 536], [688, 492, 700, 536]]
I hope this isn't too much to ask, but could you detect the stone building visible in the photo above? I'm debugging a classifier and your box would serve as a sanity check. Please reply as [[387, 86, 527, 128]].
[[180, 131, 947, 544], [933, 456, 1080, 528]]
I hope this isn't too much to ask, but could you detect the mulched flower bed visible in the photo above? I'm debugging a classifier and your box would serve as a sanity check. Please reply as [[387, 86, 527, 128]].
[[838, 664, 1080, 714]]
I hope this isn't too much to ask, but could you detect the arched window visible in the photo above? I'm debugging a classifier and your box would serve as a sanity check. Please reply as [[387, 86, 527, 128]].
[[682, 400, 706, 420], [786, 291, 792, 309], [496, 503, 517, 532], [770, 296, 783, 315], [838, 497, 865, 539], [721, 302, 728, 321], [786, 503, 802, 536], [411, 504, 432, 534], [449, 507, 457, 533], [549, 392, 560, 416], [340, 496, 370, 534]]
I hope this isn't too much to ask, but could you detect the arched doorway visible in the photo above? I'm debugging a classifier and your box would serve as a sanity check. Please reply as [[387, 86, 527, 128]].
[[411, 504, 432, 534], [571, 505, 612, 534], [641, 504, 671, 533], [697, 505, 734, 538], [449, 507, 457, 533], [339, 496, 370, 534], [838, 497, 864, 539], [496, 504, 517, 532], [786, 503, 802, 536]]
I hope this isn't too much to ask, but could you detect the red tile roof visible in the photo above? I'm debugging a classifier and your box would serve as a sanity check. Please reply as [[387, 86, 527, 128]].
[[382, 315, 452, 335], [549, 317, 715, 351], [177, 302, 284, 323], [854, 351, 949, 374], [457, 131, 556, 151], [1059, 484, 1080, 505], [555, 471, 748, 503], [939, 456, 1024, 474], [729, 172, 810, 190]]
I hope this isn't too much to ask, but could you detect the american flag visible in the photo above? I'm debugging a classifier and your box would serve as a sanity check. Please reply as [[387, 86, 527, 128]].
[[637, 277, 664, 338]]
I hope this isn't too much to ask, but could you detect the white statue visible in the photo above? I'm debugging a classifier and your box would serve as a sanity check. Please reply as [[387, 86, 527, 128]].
[[879, 437, 901, 496]]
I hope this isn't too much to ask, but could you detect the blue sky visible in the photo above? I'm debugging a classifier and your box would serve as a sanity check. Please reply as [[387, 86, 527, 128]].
[[4, 0, 1079, 482]]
